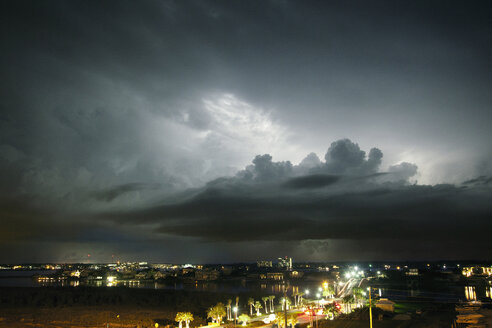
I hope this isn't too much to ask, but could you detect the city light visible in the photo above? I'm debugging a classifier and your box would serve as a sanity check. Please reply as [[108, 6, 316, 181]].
[[106, 276, 116, 287]]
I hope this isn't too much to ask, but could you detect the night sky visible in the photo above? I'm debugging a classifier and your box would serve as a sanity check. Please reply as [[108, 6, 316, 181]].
[[1, 0, 491, 263]]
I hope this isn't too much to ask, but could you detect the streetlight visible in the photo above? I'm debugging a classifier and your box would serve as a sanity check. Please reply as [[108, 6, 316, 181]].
[[314, 294, 321, 328], [233, 307, 238, 328]]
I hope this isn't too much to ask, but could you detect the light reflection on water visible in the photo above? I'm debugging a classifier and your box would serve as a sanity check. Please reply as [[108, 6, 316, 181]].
[[465, 286, 476, 301], [376, 286, 486, 302], [0, 274, 317, 295], [486, 286, 492, 299], [1, 271, 490, 302]]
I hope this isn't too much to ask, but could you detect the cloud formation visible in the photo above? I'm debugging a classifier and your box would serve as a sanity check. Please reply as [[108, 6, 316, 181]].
[[1, 137, 491, 262], [95, 139, 491, 261], [1, 0, 492, 262]]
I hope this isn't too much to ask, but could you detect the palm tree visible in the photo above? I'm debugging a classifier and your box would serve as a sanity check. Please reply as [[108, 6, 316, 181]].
[[238, 314, 250, 326], [227, 299, 232, 320], [269, 295, 276, 313], [297, 292, 304, 306], [275, 312, 297, 328], [262, 296, 269, 313], [324, 302, 341, 319], [288, 314, 298, 328], [248, 298, 254, 316], [275, 312, 286, 328], [182, 312, 194, 328], [176, 312, 193, 328], [322, 285, 335, 299], [352, 288, 364, 308], [280, 297, 291, 311], [254, 301, 262, 316], [291, 291, 298, 307], [207, 303, 226, 324], [342, 295, 354, 313], [175, 312, 185, 328], [206, 307, 216, 324], [235, 296, 240, 320]]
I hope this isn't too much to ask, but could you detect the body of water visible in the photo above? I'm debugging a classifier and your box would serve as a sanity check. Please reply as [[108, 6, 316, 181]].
[[1, 270, 490, 303]]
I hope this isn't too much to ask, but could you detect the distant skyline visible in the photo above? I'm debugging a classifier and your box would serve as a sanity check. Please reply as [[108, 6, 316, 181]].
[[1, 0, 491, 263]]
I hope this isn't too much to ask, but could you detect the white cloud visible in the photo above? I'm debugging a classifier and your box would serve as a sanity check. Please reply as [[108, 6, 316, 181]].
[[202, 93, 292, 161]]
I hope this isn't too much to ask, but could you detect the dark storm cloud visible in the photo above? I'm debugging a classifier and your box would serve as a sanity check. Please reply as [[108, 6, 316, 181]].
[[110, 177, 491, 244], [1, 0, 492, 262], [321, 139, 383, 175], [92, 183, 162, 202], [298, 153, 322, 169], [387, 162, 419, 182], [283, 174, 340, 189], [101, 142, 491, 262], [236, 154, 293, 182], [462, 175, 492, 185]]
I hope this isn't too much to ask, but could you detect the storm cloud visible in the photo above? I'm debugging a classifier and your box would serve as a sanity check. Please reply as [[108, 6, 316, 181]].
[[100, 144, 491, 260], [1, 0, 492, 262]]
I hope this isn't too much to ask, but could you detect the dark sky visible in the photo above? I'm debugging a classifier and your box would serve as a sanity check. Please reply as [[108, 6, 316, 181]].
[[1, 0, 491, 263]]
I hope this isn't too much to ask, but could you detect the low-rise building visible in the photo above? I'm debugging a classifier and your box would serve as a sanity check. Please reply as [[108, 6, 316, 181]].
[[260, 272, 284, 280], [195, 269, 220, 281], [406, 268, 419, 276], [289, 271, 303, 278], [257, 261, 273, 268], [154, 271, 169, 280], [278, 257, 293, 271], [462, 266, 492, 277]]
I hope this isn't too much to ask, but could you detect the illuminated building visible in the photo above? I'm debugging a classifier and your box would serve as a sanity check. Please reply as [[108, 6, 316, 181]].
[[257, 260, 273, 267], [405, 268, 419, 276], [277, 257, 292, 271], [462, 266, 492, 277]]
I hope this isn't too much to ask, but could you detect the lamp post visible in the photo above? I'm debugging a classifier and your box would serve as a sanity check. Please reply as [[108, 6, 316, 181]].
[[368, 287, 372, 328], [282, 280, 289, 328], [304, 289, 311, 328], [233, 307, 238, 328]]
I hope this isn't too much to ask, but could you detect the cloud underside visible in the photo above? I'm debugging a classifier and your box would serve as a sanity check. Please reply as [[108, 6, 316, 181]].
[[109, 178, 491, 244], [1, 135, 491, 261]]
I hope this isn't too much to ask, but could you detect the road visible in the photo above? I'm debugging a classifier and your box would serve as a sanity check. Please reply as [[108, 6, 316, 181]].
[[220, 279, 367, 328], [242, 312, 326, 328]]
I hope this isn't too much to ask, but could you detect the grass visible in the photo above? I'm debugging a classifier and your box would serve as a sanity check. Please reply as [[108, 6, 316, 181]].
[[393, 302, 424, 314]]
